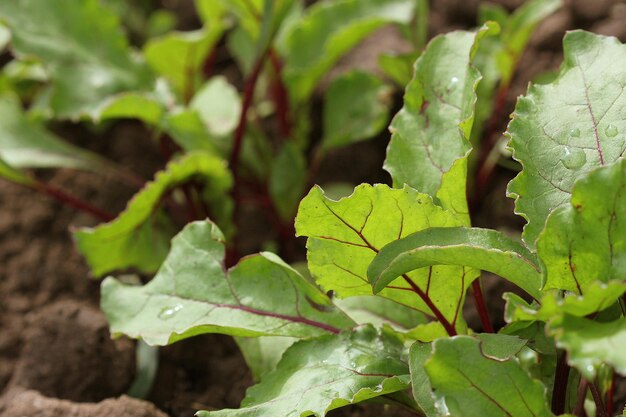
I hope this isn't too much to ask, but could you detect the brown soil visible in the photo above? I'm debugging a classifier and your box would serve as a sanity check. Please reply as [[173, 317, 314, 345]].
[[1, 1, 626, 416]]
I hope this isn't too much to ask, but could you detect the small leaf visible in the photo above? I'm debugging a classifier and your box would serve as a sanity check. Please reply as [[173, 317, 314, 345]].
[[0, 0, 154, 119], [322, 71, 392, 150], [0, 23, 9, 51], [385, 24, 497, 218], [508, 280, 626, 323], [425, 336, 554, 417], [507, 31, 626, 247], [269, 143, 307, 220], [161, 110, 220, 154], [548, 315, 626, 379], [537, 159, 626, 293], [144, 27, 223, 97], [296, 184, 473, 329], [74, 152, 232, 277], [368, 227, 542, 299], [198, 325, 410, 417], [96, 92, 165, 125], [190, 76, 242, 137], [280, 0, 416, 102], [102, 221, 355, 345], [0, 94, 106, 170], [378, 52, 419, 88]]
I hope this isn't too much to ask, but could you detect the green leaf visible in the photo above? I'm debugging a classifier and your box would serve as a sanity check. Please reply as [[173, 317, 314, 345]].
[[269, 143, 307, 220], [102, 221, 355, 345], [507, 31, 626, 247], [409, 342, 440, 417], [280, 0, 416, 102], [508, 280, 626, 323], [334, 296, 428, 331], [74, 152, 232, 277], [0, 23, 9, 51], [537, 159, 626, 293], [0, 94, 105, 170], [96, 92, 165, 125], [368, 227, 542, 300], [161, 110, 220, 154], [425, 336, 554, 417], [198, 325, 410, 417], [322, 71, 392, 150], [378, 52, 419, 88], [144, 27, 223, 97], [295, 184, 473, 330], [385, 24, 497, 219], [235, 336, 296, 381], [190, 76, 242, 137], [0, 157, 35, 187], [548, 315, 626, 379], [0, 0, 154, 119]]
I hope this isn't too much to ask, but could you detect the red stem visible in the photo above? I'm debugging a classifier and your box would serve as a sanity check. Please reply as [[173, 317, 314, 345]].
[[552, 351, 571, 415], [268, 48, 291, 138], [589, 382, 608, 417], [33, 181, 114, 222], [228, 53, 269, 265], [471, 278, 494, 333]]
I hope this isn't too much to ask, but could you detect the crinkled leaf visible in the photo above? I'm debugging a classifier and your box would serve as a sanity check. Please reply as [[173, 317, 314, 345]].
[[295, 184, 473, 330], [426, 336, 554, 417], [74, 152, 232, 277], [144, 27, 223, 97], [102, 221, 354, 345], [507, 31, 626, 247], [537, 159, 626, 293], [235, 336, 296, 381], [280, 0, 416, 102], [190, 76, 242, 137], [322, 71, 392, 150], [0, 95, 105, 170], [368, 227, 542, 299], [198, 325, 410, 417], [0, 0, 154, 119], [269, 143, 307, 220], [334, 296, 428, 331], [385, 24, 497, 218], [548, 315, 626, 379], [509, 280, 626, 323]]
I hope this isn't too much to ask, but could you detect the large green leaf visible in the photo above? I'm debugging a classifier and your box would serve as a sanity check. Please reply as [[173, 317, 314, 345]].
[[295, 184, 473, 330], [280, 0, 416, 102], [0, 0, 154, 119], [103, 221, 355, 345], [0, 95, 105, 170], [144, 26, 223, 97], [385, 24, 496, 219], [425, 336, 554, 417], [269, 143, 307, 220], [322, 71, 392, 150], [507, 31, 626, 247], [368, 227, 542, 299], [537, 159, 626, 293], [198, 325, 410, 417], [235, 336, 296, 382], [74, 152, 232, 277], [334, 296, 428, 332], [548, 315, 626, 379]]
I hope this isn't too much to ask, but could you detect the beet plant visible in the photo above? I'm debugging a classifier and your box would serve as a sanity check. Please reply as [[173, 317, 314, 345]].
[[100, 25, 626, 417]]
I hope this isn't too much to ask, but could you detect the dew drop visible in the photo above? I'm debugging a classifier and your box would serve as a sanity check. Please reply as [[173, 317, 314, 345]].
[[447, 76, 459, 90], [158, 303, 183, 320], [569, 127, 580, 138], [605, 124, 618, 137], [561, 147, 586, 170]]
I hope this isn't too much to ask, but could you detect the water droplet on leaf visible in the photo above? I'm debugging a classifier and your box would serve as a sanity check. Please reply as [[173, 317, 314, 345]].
[[569, 127, 580, 138], [561, 147, 586, 170], [447, 76, 459, 90], [158, 304, 183, 320], [605, 124, 618, 137]]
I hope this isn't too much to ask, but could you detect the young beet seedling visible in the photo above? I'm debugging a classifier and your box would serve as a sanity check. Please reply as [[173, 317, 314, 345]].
[[100, 24, 626, 417]]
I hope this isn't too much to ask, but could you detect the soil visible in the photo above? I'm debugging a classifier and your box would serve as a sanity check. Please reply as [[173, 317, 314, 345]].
[[2, 1, 626, 416]]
